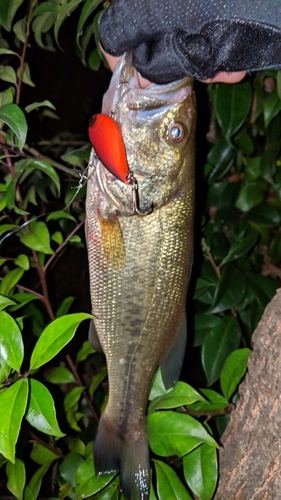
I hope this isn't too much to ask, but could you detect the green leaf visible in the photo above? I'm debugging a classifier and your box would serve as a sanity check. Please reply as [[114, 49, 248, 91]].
[[69, 438, 86, 457], [0, 378, 28, 462], [76, 340, 95, 363], [51, 231, 63, 244], [0, 103, 27, 149], [0, 353, 11, 384], [24, 463, 51, 500], [28, 160, 60, 196], [235, 183, 264, 212], [88, 48, 101, 71], [207, 137, 235, 181], [147, 412, 218, 457], [30, 442, 59, 465], [247, 273, 277, 307], [64, 386, 85, 412], [247, 202, 280, 227], [89, 366, 107, 398], [54, 0, 84, 49], [9, 292, 38, 311], [264, 88, 281, 128], [93, 483, 119, 499], [260, 142, 280, 178], [18, 62, 35, 87], [0, 295, 16, 311], [209, 264, 247, 314], [30, 313, 92, 370], [0, 0, 24, 31], [213, 81, 252, 138], [188, 389, 228, 412], [25, 100, 56, 113], [26, 379, 65, 437], [148, 381, 205, 414], [46, 366, 76, 384], [183, 444, 218, 500], [220, 348, 252, 400], [201, 317, 241, 386], [6, 457, 26, 500], [13, 18, 26, 44], [32, 12, 57, 49], [0, 48, 19, 57], [0, 267, 24, 296], [32, 2, 60, 17], [0, 65, 17, 84], [76, 0, 103, 48], [193, 278, 214, 300], [154, 460, 192, 500], [149, 367, 168, 401], [75, 457, 114, 498], [233, 129, 254, 155], [56, 296, 75, 317], [193, 314, 221, 347], [220, 233, 258, 266], [15, 254, 30, 270], [0, 86, 15, 107], [46, 210, 77, 223], [59, 452, 84, 487], [20, 222, 54, 254], [0, 311, 23, 370]]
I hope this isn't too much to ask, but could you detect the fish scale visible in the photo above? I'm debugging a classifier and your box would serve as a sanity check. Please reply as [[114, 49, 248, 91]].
[[86, 52, 196, 500]]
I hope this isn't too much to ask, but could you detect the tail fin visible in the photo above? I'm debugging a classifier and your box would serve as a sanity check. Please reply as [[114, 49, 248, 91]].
[[94, 413, 150, 500]]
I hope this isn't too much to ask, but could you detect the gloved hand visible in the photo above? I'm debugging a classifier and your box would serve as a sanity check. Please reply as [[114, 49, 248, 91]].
[[99, 0, 281, 84]]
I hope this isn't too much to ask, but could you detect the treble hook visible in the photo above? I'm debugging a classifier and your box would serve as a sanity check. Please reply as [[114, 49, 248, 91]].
[[126, 173, 153, 216]]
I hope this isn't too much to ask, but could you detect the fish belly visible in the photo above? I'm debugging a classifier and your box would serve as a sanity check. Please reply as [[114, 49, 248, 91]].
[[86, 173, 194, 499]]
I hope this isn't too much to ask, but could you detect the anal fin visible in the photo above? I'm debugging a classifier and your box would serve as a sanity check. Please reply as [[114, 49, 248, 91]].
[[161, 313, 187, 390], [88, 320, 102, 352]]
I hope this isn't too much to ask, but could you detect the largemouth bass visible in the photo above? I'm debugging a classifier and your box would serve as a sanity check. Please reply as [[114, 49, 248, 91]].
[[86, 52, 196, 500]]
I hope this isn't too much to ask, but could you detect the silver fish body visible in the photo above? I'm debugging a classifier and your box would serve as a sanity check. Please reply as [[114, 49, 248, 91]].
[[86, 53, 196, 500]]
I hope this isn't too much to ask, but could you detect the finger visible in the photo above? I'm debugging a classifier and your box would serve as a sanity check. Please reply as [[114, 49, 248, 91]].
[[200, 71, 247, 84], [99, 43, 123, 72], [100, 44, 154, 88]]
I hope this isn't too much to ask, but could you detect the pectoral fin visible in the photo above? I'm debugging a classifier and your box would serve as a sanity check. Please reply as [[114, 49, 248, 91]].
[[99, 214, 126, 270], [160, 313, 187, 390]]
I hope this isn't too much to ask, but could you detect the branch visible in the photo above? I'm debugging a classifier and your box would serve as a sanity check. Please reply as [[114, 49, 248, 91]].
[[16, 0, 37, 105], [44, 220, 84, 273], [65, 353, 100, 423], [29, 431, 64, 459]]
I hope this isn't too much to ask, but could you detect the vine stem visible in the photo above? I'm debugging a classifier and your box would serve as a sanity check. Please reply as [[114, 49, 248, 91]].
[[0, 278, 44, 301], [0, 131, 81, 179], [65, 353, 100, 423], [201, 237, 237, 317], [201, 238, 221, 280], [44, 220, 84, 273], [29, 432, 64, 458], [181, 404, 233, 419], [16, 0, 37, 105]]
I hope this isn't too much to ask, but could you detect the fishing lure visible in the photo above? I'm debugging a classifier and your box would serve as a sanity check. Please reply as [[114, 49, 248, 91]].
[[89, 114, 130, 184], [88, 113, 152, 215]]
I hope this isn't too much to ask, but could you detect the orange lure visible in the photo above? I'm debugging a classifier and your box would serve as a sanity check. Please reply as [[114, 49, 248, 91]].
[[88, 114, 130, 184]]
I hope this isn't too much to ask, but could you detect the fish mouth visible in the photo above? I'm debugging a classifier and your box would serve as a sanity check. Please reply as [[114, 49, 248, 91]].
[[94, 158, 136, 216]]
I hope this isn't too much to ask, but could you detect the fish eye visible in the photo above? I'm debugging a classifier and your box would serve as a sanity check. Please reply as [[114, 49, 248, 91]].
[[167, 122, 187, 143]]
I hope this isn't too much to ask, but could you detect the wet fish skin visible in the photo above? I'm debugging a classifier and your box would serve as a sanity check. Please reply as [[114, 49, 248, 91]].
[[86, 53, 196, 500]]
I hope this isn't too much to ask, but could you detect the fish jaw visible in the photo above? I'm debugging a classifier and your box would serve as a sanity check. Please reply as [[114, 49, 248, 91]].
[[86, 53, 196, 500]]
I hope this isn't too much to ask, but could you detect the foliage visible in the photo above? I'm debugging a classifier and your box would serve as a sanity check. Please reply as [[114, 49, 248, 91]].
[[0, 1, 280, 499]]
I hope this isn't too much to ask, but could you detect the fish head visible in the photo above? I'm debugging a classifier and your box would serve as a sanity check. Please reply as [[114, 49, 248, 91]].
[[94, 52, 196, 216]]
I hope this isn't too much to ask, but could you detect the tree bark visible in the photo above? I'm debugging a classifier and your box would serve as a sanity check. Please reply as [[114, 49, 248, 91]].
[[214, 288, 281, 500]]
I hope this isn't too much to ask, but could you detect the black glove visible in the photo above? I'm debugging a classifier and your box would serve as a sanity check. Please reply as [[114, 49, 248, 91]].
[[99, 0, 281, 83]]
